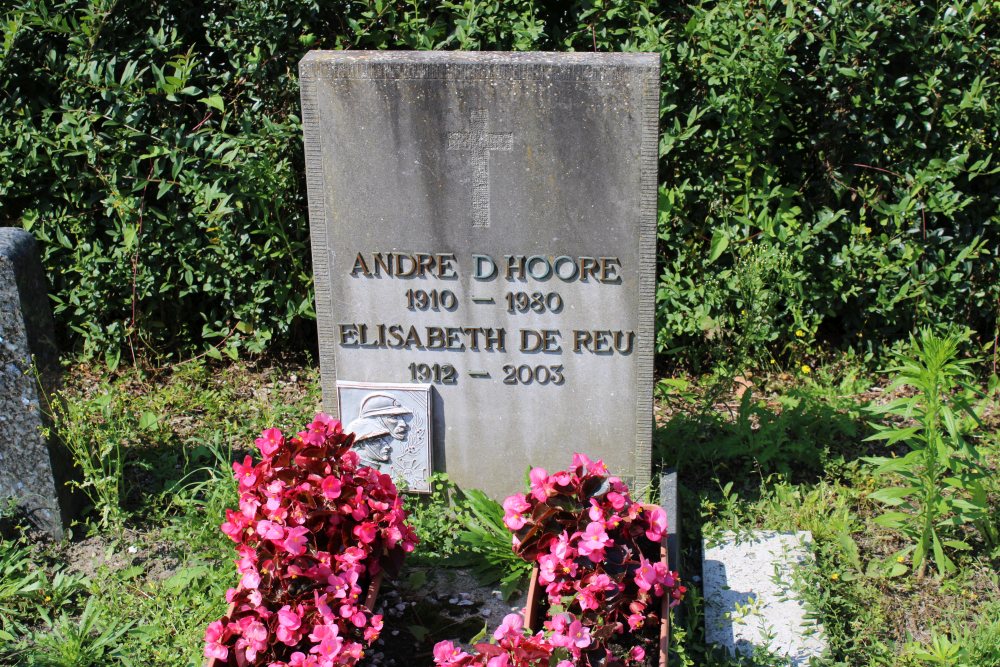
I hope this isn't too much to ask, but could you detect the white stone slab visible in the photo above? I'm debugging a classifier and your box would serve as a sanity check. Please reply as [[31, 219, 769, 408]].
[[703, 531, 827, 665]]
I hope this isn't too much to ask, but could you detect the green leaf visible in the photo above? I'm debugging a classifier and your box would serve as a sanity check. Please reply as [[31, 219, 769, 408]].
[[941, 540, 972, 551], [708, 229, 729, 264], [139, 412, 159, 431], [931, 532, 956, 574], [200, 94, 225, 112], [868, 487, 916, 506], [872, 512, 908, 528], [105, 346, 121, 372], [887, 562, 908, 577], [863, 426, 920, 445]]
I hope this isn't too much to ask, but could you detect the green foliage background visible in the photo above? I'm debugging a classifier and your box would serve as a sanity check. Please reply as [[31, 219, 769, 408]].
[[1, 0, 997, 366]]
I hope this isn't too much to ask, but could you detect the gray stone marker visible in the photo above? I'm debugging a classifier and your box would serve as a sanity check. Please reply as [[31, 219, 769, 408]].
[[300, 51, 659, 498], [703, 531, 827, 665], [660, 469, 680, 575], [0, 227, 73, 538]]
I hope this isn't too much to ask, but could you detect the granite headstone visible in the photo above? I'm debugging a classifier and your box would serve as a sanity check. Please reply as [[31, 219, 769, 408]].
[[0, 227, 74, 538], [300, 51, 659, 498]]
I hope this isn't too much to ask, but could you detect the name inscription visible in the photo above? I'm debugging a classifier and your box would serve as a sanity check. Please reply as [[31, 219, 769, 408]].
[[341, 251, 635, 386]]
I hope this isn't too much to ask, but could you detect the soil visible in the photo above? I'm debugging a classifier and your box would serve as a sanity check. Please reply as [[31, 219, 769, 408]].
[[366, 565, 529, 666]]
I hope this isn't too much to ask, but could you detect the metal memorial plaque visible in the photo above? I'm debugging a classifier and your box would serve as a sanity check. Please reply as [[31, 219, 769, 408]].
[[337, 381, 432, 493], [301, 51, 659, 498]]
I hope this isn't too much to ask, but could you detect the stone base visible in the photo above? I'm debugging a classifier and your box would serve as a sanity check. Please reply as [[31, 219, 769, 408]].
[[703, 531, 827, 665]]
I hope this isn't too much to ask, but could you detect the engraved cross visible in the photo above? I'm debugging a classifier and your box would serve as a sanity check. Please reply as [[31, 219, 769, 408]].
[[447, 110, 512, 229]]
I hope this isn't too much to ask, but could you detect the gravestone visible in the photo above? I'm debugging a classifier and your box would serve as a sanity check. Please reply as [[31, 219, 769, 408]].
[[0, 227, 73, 538], [300, 51, 659, 498]]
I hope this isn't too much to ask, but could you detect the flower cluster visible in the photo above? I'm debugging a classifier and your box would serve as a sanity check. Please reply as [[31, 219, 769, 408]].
[[435, 454, 685, 667], [205, 414, 418, 666], [433, 612, 648, 667]]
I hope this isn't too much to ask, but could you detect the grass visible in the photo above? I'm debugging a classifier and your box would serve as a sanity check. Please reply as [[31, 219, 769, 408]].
[[1, 352, 998, 666]]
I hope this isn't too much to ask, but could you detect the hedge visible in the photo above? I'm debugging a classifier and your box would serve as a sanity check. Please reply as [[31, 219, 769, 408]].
[[1, 0, 997, 369]]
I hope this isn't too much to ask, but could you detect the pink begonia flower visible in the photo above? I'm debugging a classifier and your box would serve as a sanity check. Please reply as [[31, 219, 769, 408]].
[[566, 619, 592, 649], [644, 504, 667, 542], [276, 605, 303, 645], [309, 622, 344, 659], [572, 452, 608, 475], [630, 646, 646, 662], [237, 640, 258, 663], [551, 470, 574, 487], [255, 427, 284, 457], [353, 521, 377, 544], [547, 614, 574, 648], [364, 614, 383, 641], [248, 588, 262, 606], [312, 412, 341, 434], [606, 490, 627, 511], [265, 495, 284, 515], [233, 455, 257, 491], [493, 613, 524, 641], [239, 494, 261, 518], [343, 642, 365, 661], [241, 569, 261, 589], [627, 612, 646, 630], [347, 487, 370, 521], [557, 558, 579, 579], [634, 556, 657, 592], [538, 553, 560, 584], [385, 523, 404, 549], [283, 525, 310, 556], [203, 620, 228, 660], [576, 521, 611, 560], [321, 474, 343, 499], [245, 619, 269, 648], [502, 494, 530, 530], [557, 662, 574, 667], [221, 508, 252, 542], [339, 602, 367, 627], [339, 546, 366, 565], [552, 531, 575, 560], [487, 655, 511, 667], [529, 467, 554, 501], [576, 586, 600, 611], [256, 519, 286, 542], [235, 545, 257, 573], [433, 640, 470, 666], [589, 572, 616, 591], [588, 499, 604, 522], [278, 605, 302, 629], [653, 561, 677, 592]]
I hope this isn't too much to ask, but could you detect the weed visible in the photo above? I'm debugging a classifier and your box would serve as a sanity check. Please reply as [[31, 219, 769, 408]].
[[454, 487, 532, 600], [25, 597, 134, 666], [47, 388, 131, 529], [865, 329, 998, 577]]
